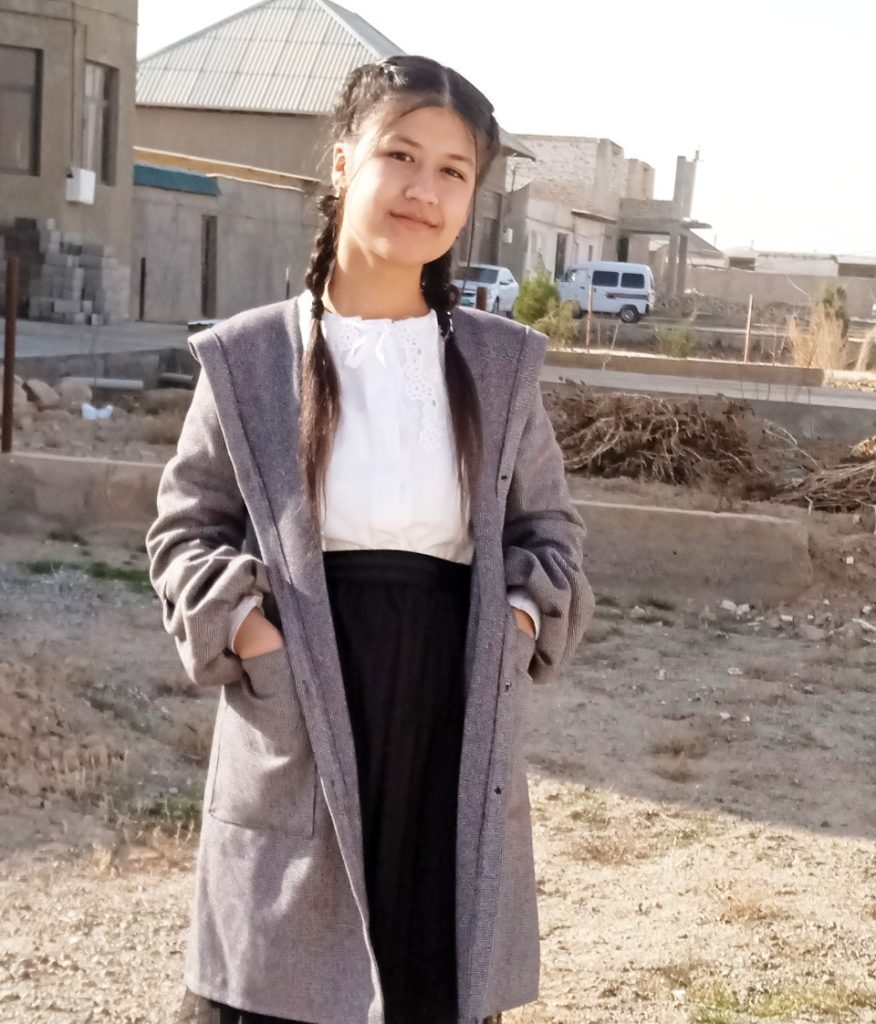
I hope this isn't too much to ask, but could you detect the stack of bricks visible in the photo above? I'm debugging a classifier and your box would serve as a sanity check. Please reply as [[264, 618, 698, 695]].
[[0, 216, 128, 325]]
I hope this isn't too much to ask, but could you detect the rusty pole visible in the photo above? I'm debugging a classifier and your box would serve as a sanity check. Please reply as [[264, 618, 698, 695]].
[[475, 285, 487, 311], [2, 255, 19, 453]]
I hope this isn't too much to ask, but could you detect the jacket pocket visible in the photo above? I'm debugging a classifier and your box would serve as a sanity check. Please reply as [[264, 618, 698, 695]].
[[206, 646, 317, 836]]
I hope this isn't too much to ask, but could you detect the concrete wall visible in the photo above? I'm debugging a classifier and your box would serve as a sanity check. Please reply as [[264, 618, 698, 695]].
[[0, 452, 815, 607], [135, 106, 329, 182], [690, 266, 876, 319], [131, 175, 318, 323], [0, 0, 137, 312], [499, 183, 613, 281]]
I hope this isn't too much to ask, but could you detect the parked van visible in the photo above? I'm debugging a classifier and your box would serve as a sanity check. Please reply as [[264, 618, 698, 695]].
[[557, 261, 655, 323]]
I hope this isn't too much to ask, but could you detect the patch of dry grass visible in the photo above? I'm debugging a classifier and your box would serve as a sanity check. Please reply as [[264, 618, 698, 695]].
[[691, 979, 876, 1022], [136, 407, 187, 445]]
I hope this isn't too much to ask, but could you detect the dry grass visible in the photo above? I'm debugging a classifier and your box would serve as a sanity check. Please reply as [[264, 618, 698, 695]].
[[787, 307, 850, 370], [136, 407, 187, 445], [715, 888, 788, 924], [691, 979, 876, 1022], [648, 722, 712, 761]]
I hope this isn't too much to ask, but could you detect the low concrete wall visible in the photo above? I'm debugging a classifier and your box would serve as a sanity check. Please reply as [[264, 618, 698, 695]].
[[9, 347, 197, 389], [0, 453, 814, 606], [0, 452, 163, 542], [576, 499, 812, 606], [546, 348, 825, 388]]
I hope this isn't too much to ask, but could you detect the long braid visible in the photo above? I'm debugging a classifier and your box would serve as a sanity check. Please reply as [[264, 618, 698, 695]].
[[300, 192, 342, 523], [422, 250, 483, 515]]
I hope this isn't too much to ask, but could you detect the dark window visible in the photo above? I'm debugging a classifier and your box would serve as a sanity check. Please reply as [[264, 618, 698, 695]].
[[454, 266, 498, 284], [621, 272, 646, 288], [592, 270, 619, 287], [83, 61, 118, 185], [0, 45, 42, 175]]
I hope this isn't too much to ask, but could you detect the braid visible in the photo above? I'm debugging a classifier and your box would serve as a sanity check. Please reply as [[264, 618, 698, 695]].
[[300, 192, 342, 523], [422, 252, 483, 515]]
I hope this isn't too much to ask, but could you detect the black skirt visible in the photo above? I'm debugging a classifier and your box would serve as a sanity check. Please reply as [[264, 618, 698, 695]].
[[178, 548, 482, 1024]]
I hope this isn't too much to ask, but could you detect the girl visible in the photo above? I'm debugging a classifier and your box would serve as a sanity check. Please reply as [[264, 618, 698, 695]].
[[146, 54, 594, 1024]]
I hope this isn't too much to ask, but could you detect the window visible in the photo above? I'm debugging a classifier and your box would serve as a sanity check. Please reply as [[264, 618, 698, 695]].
[[621, 272, 646, 288], [592, 270, 619, 287], [0, 45, 42, 175], [83, 61, 118, 185], [454, 266, 498, 284]]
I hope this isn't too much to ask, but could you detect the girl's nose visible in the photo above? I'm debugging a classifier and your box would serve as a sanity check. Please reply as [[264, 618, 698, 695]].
[[404, 172, 439, 205]]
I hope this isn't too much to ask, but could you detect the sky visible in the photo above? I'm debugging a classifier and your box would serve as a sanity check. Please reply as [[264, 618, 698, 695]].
[[136, 0, 875, 257]]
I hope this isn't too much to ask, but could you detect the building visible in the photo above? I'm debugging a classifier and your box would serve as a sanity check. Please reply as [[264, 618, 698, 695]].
[[135, 0, 535, 318], [0, 0, 137, 323]]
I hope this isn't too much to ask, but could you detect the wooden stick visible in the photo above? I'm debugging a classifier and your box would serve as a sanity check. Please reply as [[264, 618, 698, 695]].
[[743, 294, 754, 363]]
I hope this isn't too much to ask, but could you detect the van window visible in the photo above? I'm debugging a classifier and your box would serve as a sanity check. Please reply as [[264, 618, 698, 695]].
[[621, 272, 645, 288], [592, 270, 619, 287]]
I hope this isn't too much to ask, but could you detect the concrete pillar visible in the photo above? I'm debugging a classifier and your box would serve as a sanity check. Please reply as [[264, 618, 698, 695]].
[[677, 232, 689, 295], [665, 227, 680, 296]]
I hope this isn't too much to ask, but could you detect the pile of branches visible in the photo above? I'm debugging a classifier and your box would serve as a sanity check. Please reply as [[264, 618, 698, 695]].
[[545, 382, 776, 493], [771, 460, 876, 515]]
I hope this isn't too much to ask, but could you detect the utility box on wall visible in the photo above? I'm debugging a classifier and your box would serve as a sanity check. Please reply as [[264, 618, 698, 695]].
[[65, 167, 97, 205]]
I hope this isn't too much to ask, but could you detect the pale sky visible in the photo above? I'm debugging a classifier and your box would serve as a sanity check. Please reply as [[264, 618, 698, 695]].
[[137, 0, 875, 257]]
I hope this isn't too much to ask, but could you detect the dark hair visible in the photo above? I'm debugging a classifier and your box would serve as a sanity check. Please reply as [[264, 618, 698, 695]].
[[301, 55, 501, 523]]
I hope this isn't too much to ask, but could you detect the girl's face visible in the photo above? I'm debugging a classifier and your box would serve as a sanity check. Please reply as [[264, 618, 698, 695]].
[[331, 104, 478, 270]]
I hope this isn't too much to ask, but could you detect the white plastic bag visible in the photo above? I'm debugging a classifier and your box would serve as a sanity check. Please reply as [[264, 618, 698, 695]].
[[81, 401, 114, 420]]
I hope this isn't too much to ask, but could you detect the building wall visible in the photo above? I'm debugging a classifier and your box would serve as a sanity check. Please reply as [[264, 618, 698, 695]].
[[135, 106, 330, 180], [690, 266, 876, 319], [131, 176, 318, 323], [498, 185, 613, 281], [0, 0, 137, 311]]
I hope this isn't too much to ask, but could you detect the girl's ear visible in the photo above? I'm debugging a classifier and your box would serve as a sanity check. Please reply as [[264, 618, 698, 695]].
[[331, 142, 349, 193]]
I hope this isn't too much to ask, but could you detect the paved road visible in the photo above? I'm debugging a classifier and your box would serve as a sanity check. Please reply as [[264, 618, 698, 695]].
[[3, 318, 189, 359], [542, 363, 876, 411]]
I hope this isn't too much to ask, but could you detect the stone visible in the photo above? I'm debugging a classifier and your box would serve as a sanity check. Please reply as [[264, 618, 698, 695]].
[[24, 378, 61, 410], [57, 377, 93, 409], [797, 623, 828, 642]]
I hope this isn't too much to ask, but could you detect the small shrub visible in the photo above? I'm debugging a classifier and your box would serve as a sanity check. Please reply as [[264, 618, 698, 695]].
[[533, 298, 579, 347], [655, 327, 696, 358], [513, 260, 559, 325], [787, 284, 851, 369]]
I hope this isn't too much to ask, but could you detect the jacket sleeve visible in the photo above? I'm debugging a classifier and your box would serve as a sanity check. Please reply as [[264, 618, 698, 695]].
[[502, 342, 595, 685], [144, 357, 273, 688]]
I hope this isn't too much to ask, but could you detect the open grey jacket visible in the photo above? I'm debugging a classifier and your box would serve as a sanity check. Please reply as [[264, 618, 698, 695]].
[[145, 295, 594, 1024]]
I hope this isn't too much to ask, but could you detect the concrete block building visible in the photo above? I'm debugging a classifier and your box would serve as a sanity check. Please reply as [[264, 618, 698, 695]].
[[0, 0, 137, 323]]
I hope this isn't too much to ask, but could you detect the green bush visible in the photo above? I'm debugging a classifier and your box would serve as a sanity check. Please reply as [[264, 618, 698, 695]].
[[655, 327, 697, 359], [513, 261, 559, 325]]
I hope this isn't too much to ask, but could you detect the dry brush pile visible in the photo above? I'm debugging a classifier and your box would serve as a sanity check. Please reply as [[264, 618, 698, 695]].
[[545, 381, 876, 516]]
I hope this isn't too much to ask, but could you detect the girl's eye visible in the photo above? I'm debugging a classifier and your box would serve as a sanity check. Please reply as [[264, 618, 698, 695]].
[[387, 151, 412, 162], [444, 167, 465, 180]]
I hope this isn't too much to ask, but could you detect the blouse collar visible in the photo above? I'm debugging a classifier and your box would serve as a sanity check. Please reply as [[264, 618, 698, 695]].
[[297, 288, 439, 358]]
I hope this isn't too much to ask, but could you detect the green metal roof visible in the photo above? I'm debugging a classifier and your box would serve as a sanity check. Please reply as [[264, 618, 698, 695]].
[[133, 162, 221, 196]]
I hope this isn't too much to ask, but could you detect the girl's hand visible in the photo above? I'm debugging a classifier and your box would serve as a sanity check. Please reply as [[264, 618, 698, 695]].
[[512, 605, 536, 638], [233, 607, 285, 659]]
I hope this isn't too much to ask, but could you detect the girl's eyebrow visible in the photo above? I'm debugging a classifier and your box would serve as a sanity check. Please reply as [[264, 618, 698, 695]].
[[383, 133, 474, 167]]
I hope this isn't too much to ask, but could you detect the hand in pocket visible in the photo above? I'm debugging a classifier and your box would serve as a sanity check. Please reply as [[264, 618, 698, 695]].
[[233, 606, 284, 659]]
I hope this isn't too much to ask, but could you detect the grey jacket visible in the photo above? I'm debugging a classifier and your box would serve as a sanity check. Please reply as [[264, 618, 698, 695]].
[[145, 295, 594, 1024]]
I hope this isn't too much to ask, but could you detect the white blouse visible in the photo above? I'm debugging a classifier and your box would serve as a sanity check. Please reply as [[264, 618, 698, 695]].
[[227, 289, 540, 650]]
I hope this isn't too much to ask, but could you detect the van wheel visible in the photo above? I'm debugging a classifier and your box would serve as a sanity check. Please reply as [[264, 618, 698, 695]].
[[620, 305, 640, 324]]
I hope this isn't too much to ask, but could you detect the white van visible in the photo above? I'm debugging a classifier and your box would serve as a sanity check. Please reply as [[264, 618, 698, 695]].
[[557, 261, 655, 323]]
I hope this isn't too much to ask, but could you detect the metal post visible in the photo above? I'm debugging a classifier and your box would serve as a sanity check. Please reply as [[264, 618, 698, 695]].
[[139, 256, 146, 321], [475, 285, 487, 311], [585, 284, 593, 348], [2, 256, 19, 453]]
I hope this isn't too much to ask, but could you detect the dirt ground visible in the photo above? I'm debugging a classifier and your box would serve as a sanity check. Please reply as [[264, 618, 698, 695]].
[[1, 498, 875, 1024]]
